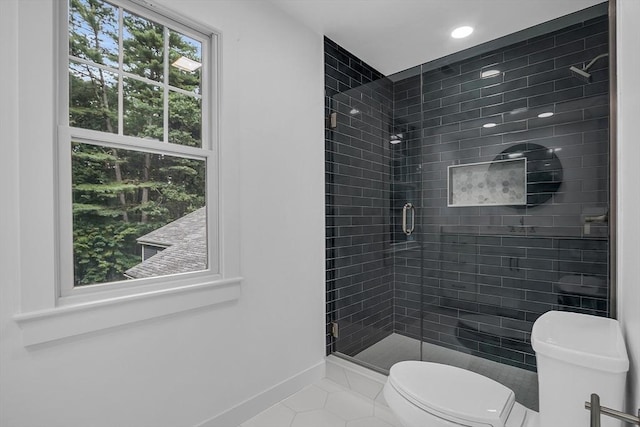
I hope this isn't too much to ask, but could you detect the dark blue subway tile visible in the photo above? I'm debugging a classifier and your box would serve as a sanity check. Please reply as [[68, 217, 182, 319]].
[[503, 36, 555, 61]]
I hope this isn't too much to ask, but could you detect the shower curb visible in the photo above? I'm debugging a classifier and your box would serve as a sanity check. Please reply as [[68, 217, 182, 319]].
[[325, 354, 390, 407]]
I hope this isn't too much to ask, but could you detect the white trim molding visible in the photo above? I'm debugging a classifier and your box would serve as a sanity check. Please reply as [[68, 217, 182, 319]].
[[195, 360, 325, 427], [14, 277, 242, 346]]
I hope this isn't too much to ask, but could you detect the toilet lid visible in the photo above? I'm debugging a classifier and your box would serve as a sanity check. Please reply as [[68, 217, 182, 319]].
[[388, 361, 516, 427]]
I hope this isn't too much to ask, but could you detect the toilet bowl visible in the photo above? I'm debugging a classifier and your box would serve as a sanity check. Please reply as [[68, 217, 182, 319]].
[[384, 360, 536, 427], [383, 311, 629, 427]]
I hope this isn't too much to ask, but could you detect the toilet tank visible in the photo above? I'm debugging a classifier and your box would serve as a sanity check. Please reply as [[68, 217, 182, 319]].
[[532, 311, 629, 427]]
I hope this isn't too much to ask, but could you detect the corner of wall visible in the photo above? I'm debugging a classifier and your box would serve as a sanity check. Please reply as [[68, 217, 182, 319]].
[[616, 0, 640, 412]]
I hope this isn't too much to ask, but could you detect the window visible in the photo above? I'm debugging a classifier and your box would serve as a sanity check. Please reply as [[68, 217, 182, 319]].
[[60, 0, 218, 297], [13, 0, 239, 347]]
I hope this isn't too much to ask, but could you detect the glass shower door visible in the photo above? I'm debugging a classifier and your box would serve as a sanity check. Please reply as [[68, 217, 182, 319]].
[[326, 79, 397, 366]]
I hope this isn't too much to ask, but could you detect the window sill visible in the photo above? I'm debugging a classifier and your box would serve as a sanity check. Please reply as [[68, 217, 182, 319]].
[[13, 277, 242, 346]]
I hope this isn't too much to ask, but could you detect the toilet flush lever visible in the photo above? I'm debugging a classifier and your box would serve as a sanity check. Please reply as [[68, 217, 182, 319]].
[[585, 393, 640, 426]]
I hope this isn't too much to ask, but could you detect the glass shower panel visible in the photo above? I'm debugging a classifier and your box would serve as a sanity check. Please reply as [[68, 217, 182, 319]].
[[326, 77, 397, 364], [416, 12, 610, 410], [387, 65, 424, 366], [324, 7, 610, 407]]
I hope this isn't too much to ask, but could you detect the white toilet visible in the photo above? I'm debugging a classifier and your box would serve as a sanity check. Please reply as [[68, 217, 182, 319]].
[[383, 311, 629, 427]]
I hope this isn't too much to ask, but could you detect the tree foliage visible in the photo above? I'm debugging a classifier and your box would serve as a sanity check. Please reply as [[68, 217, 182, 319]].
[[69, 0, 205, 286]]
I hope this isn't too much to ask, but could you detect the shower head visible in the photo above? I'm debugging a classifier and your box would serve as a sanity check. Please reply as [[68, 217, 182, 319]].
[[569, 53, 609, 83], [570, 66, 592, 82]]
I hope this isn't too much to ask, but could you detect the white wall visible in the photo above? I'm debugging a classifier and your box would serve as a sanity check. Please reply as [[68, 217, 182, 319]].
[[617, 0, 640, 412], [2, 0, 638, 424], [0, 1, 325, 426]]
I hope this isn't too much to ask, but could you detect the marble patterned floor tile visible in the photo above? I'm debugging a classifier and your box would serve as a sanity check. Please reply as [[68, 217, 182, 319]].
[[240, 378, 400, 427]]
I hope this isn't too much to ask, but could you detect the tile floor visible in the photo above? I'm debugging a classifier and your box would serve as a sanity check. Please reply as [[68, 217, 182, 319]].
[[239, 378, 401, 427], [352, 333, 539, 411], [240, 333, 541, 427]]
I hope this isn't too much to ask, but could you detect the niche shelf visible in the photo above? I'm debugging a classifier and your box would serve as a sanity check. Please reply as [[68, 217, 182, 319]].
[[448, 158, 527, 207]]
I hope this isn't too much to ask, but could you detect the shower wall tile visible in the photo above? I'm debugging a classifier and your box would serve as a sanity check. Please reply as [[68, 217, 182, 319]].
[[325, 37, 394, 356], [393, 14, 610, 371], [325, 12, 609, 372]]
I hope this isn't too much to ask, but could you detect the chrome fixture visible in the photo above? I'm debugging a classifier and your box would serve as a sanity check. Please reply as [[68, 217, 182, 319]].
[[585, 393, 640, 426], [570, 53, 609, 82], [481, 69, 501, 78], [390, 133, 404, 144], [402, 203, 415, 236], [329, 112, 337, 129], [584, 213, 608, 224], [331, 322, 339, 338]]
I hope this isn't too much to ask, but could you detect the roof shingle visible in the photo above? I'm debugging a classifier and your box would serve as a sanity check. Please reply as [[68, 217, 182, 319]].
[[124, 207, 207, 279]]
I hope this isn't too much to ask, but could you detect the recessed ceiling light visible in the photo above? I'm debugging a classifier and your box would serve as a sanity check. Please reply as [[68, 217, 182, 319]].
[[481, 69, 501, 78], [538, 112, 554, 118], [508, 152, 523, 158], [349, 108, 360, 115], [451, 26, 474, 39], [483, 123, 497, 128], [171, 56, 202, 72]]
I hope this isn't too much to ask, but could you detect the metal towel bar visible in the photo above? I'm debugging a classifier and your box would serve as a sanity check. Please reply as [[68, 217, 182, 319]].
[[585, 393, 640, 426]]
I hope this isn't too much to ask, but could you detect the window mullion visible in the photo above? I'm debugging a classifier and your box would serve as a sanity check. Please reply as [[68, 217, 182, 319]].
[[163, 26, 170, 143], [202, 36, 211, 150], [60, 2, 70, 127], [118, 6, 124, 136], [69, 55, 174, 94], [67, 126, 209, 160], [67, 56, 119, 75], [167, 84, 202, 100]]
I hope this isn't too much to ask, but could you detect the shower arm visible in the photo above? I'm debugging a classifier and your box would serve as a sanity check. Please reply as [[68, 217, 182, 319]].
[[583, 53, 609, 71]]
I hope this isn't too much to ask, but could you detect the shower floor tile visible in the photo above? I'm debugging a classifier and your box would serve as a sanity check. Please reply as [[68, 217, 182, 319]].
[[240, 378, 401, 427], [352, 333, 539, 411]]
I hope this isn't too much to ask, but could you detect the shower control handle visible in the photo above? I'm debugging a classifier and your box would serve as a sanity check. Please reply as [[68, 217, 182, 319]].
[[402, 203, 415, 236]]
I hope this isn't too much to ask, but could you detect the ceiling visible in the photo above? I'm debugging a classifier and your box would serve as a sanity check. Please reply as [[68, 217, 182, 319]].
[[270, 0, 604, 76]]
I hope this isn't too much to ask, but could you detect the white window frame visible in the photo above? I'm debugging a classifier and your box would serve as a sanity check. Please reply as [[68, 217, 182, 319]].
[[13, 0, 241, 346], [60, 0, 219, 302]]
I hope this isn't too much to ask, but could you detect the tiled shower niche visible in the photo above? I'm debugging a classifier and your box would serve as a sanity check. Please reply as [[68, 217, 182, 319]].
[[325, 7, 610, 372]]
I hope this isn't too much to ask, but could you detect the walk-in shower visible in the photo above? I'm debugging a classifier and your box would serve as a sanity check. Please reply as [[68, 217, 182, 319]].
[[325, 2, 612, 411]]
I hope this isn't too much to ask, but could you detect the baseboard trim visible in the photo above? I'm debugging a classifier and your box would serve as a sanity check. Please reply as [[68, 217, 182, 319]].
[[195, 360, 325, 427]]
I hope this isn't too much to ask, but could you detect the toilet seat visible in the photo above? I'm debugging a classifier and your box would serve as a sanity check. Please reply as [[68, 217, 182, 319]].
[[388, 361, 518, 427]]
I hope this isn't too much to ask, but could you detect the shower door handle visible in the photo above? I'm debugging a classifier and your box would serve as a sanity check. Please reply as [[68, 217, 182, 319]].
[[402, 203, 415, 236]]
